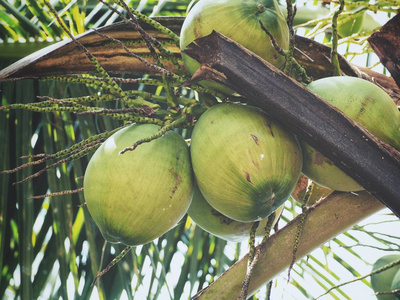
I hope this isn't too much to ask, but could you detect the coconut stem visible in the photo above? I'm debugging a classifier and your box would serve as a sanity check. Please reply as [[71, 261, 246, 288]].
[[262, 211, 277, 245], [2, 127, 121, 177], [283, 0, 296, 76], [315, 258, 400, 299], [92, 27, 177, 80], [331, 0, 345, 76], [109, 0, 185, 78], [13, 142, 102, 186], [119, 113, 192, 154], [238, 210, 278, 300], [287, 180, 314, 282], [238, 221, 259, 300], [257, 4, 267, 13], [90, 24, 182, 111], [92, 245, 133, 286], [376, 288, 400, 296], [27, 187, 84, 200], [112, 0, 180, 46], [259, 20, 311, 84]]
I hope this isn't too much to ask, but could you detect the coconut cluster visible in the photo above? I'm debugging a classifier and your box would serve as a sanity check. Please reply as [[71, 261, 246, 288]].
[[82, 0, 400, 247]]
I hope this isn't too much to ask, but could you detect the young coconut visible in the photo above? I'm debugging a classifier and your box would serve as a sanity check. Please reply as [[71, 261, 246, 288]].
[[301, 76, 400, 192], [83, 124, 194, 246], [391, 268, 400, 300], [371, 254, 400, 300], [180, 0, 289, 93], [190, 103, 302, 222], [188, 181, 283, 242]]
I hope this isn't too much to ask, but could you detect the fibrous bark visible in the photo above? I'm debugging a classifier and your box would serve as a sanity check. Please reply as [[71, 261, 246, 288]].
[[369, 13, 400, 89]]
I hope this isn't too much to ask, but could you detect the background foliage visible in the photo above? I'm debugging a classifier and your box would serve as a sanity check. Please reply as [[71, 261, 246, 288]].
[[0, 0, 399, 299]]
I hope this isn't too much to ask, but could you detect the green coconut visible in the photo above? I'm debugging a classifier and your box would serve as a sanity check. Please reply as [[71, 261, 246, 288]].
[[180, 0, 289, 93], [391, 268, 400, 300], [188, 181, 283, 242], [190, 103, 302, 222], [371, 254, 400, 300], [301, 76, 400, 192], [84, 124, 194, 246]]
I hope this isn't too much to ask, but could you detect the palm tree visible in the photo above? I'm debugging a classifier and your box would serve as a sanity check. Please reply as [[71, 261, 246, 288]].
[[1, 1, 399, 299]]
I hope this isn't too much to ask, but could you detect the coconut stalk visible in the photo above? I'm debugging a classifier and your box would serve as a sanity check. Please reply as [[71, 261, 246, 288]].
[[192, 191, 384, 299], [184, 31, 400, 218]]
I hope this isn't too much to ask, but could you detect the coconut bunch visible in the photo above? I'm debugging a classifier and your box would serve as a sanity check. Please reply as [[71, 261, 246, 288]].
[[83, 0, 400, 250], [83, 0, 295, 248]]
